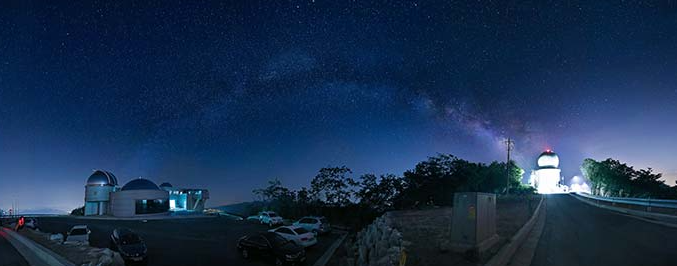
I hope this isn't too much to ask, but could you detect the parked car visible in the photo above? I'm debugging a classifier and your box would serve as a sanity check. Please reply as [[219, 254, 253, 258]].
[[259, 211, 284, 227], [66, 225, 90, 243], [237, 232, 306, 266], [24, 218, 38, 230], [110, 228, 148, 263], [293, 216, 331, 235], [268, 225, 317, 248]]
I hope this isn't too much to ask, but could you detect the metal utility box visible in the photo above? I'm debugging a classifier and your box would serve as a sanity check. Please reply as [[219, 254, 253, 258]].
[[450, 192, 498, 252]]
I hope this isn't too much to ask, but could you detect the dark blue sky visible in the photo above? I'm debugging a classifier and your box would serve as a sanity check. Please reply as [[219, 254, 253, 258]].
[[1, 1, 676, 212]]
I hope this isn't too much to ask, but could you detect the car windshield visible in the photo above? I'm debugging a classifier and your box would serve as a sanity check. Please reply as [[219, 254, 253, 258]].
[[320, 218, 328, 224], [71, 229, 87, 235], [269, 213, 278, 217], [120, 233, 142, 245], [293, 227, 309, 234]]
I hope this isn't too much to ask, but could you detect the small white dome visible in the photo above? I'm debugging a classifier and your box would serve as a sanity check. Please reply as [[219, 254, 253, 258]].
[[537, 150, 559, 168]]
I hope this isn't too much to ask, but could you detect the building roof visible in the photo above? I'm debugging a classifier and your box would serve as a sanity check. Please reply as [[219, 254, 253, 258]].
[[87, 170, 118, 186], [159, 182, 173, 188], [121, 178, 160, 191]]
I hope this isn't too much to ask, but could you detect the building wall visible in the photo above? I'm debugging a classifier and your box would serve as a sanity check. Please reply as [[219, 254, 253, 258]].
[[535, 168, 561, 193], [110, 190, 169, 217], [84, 185, 115, 216], [85, 185, 115, 202]]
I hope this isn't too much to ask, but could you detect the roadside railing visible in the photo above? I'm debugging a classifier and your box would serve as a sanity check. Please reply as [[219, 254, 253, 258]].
[[574, 192, 677, 216]]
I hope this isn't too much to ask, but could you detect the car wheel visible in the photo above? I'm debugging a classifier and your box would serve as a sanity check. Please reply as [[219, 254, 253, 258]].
[[241, 248, 249, 259], [275, 257, 283, 266]]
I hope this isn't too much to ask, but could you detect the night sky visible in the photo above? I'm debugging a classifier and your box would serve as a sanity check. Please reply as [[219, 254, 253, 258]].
[[2, 1, 677, 212]]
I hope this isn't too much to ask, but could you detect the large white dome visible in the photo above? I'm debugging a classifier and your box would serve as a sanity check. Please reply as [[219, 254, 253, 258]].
[[537, 150, 559, 168]]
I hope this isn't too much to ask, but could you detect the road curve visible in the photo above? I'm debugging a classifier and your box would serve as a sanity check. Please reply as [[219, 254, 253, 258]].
[[531, 194, 677, 266], [0, 229, 29, 266]]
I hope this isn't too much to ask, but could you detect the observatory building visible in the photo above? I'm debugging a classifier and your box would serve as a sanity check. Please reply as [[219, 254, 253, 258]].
[[84, 170, 119, 216], [83, 170, 209, 217], [529, 150, 564, 194]]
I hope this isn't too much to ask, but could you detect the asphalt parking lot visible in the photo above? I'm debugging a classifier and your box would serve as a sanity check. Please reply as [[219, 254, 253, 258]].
[[34, 216, 340, 266]]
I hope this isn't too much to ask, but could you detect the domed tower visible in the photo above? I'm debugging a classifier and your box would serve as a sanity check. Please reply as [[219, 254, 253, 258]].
[[530, 150, 563, 194], [84, 170, 118, 216]]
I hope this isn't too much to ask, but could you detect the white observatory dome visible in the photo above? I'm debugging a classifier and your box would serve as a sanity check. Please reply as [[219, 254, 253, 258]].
[[537, 150, 559, 169]]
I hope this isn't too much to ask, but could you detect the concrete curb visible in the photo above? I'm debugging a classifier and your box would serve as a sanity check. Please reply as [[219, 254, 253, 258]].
[[570, 193, 677, 228], [485, 195, 545, 266], [1, 227, 75, 266], [313, 231, 348, 266]]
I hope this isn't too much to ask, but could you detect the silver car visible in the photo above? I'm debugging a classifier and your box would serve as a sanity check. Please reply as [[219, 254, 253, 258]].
[[65, 225, 91, 244]]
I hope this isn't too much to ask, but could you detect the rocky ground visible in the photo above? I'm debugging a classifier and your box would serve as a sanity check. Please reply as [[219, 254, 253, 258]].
[[328, 194, 541, 266]]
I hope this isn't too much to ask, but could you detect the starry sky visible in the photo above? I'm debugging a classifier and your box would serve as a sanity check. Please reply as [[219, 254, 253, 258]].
[[1, 1, 677, 212]]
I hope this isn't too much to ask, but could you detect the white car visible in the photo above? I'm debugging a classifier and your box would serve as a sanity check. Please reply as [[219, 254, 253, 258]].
[[258, 211, 283, 227], [268, 225, 317, 248], [65, 225, 91, 243], [293, 216, 332, 235]]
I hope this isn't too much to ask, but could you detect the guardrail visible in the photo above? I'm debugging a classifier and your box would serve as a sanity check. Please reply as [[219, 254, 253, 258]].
[[575, 192, 677, 208], [574, 192, 677, 217]]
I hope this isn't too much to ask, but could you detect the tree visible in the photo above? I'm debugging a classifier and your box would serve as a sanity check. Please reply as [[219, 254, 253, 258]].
[[253, 178, 291, 202], [252, 178, 298, 217], [70, 206, 85, 216], [310, 166, 357, 207], [582, 158, 677, 199], [398, 154, 522, 207], [355, 174, 405, 212]]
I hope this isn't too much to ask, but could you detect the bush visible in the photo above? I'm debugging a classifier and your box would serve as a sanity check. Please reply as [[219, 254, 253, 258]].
[[511, 185, 536, 195], [70, 206, 85, 216]]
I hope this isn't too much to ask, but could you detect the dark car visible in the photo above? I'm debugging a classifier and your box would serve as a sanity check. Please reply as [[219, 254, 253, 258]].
[[237, 231, 306, 266], [110, 228, 148, 263]]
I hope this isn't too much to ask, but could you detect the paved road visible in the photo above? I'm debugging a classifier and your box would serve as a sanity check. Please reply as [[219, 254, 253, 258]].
[[36, 216, 338, 266], [531, 194, 677, 266], [0, 229, 29, 266]]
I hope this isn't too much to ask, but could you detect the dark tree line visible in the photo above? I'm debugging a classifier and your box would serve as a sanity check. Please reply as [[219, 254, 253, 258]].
[[250, 154, 531, 227], [581, 158, 677, 199]]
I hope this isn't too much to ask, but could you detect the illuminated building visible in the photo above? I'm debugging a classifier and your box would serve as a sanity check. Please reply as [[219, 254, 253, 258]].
[[529, 150, 564, 194], [159, 182, 209, 213], [83, 170, 209, 217]]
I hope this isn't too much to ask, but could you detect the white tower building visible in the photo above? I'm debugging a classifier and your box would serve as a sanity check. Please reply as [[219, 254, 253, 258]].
[[529, 150, 563, 194], [84, 170, 118, 215]]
